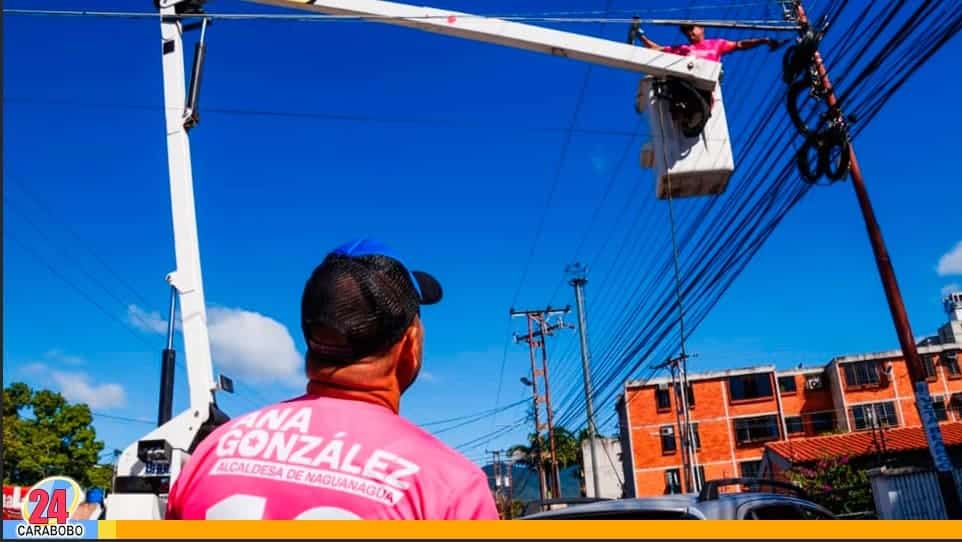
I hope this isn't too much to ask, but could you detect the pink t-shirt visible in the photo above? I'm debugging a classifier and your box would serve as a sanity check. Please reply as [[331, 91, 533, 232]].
[[663, 38, 736, 62], [165, 396, 500, 520]]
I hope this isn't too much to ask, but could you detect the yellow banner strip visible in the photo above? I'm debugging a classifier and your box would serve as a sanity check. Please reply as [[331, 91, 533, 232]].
[[106, 520, 962, 539]]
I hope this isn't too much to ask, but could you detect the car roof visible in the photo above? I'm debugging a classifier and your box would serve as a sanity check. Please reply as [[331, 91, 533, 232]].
[[521, 491, 832, 520], [522, 494, 700, 519]]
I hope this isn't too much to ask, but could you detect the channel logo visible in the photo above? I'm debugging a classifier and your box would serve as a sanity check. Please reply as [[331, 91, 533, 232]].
[[2, 476, 95, 539]]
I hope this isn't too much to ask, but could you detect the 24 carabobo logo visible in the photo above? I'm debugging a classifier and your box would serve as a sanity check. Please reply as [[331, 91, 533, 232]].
[[21, 476, 82, 525], [13, 476, 86, 539]]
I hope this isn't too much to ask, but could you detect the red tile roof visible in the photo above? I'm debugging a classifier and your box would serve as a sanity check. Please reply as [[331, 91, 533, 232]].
[[765, 422, 962, 463]]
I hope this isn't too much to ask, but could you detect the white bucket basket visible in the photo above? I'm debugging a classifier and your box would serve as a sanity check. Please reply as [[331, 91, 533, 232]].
[[637, 76, 735, 200]]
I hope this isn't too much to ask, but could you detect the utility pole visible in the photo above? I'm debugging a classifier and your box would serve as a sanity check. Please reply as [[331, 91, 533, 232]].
[[660, 353, 699, 493], [678, 355, 700, 493], [505, 453, 515, 519], [486, 449, 503, 518], [514, 315, 548, 507], [785, 0, 961, 518], [512, 306, 571, 504], [567, 263, 602, 499]]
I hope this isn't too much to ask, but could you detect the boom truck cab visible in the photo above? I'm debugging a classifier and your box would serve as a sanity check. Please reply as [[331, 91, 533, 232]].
[[105, 0, 735, 519]]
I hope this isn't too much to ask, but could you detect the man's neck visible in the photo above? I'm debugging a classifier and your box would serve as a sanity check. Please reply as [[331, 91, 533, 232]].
[[305, 378, 400, 414]]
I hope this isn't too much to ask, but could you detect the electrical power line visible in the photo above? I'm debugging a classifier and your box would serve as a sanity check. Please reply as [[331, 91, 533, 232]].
[[1, 97, 644, 139], [1, 8, 799, 30]]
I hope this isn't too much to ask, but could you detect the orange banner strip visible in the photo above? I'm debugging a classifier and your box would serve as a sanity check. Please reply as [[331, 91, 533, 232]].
[[108, 519, 962, 539]]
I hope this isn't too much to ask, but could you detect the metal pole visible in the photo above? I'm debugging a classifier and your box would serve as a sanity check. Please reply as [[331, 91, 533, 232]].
[[569, 265, 602, 499], [678, 355, 699, 493], [791, 0, 962, 519], [669, 362, 690, 493], [158, 286, 177, 426], [538, 315, 563, 500], [521, 316, 548, 507], [506, 454, 514, 519]]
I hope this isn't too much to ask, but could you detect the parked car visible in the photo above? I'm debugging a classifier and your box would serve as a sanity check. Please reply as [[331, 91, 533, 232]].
[[520, 478, 836, 520]]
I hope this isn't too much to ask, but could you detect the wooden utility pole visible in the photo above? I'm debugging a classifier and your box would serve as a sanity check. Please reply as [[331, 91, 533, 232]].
[[511, 305, 572, 505], [784, 0, 961, 518]]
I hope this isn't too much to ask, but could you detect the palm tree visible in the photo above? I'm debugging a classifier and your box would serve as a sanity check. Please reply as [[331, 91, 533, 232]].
[[508, 426, 582, 498]]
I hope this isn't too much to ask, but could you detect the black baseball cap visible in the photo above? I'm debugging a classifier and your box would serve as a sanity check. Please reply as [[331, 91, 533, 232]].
[[301, 239, 442, 365]]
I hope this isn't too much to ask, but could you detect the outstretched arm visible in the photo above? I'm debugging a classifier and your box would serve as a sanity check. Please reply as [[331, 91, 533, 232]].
[[732, 37, 782, 51]]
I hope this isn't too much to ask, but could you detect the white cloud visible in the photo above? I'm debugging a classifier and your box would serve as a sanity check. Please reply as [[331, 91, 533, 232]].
[[127, 303, 304, 389], [127, 304, 172, 334], [205, 306, 303, 388], [943, 283, 961, 297], [22, 362, 127, 409], [937, 241, 962, 276]]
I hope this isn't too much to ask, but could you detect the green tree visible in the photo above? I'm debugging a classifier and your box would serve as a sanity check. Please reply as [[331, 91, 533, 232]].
[[508, 427, 580, 471], [3, 382, 109, 488]]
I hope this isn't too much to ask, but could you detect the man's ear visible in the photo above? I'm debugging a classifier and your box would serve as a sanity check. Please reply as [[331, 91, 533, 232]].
[[396, 317, 424, 393]]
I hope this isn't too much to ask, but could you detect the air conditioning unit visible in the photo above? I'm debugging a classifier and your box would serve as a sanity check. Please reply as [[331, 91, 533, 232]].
[[657, 383, 669, 391], [660, 426, 675, 436], [805, 376, 823, 390]]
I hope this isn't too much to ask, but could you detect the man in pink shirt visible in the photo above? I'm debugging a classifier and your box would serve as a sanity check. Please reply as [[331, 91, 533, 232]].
[[631, 22, 781, 61], [166, 239, 500, 520], [627, 22, 783, 135]]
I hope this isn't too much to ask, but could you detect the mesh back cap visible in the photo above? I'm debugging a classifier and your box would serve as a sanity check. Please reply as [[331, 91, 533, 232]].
[[301, 239, 442, 365]]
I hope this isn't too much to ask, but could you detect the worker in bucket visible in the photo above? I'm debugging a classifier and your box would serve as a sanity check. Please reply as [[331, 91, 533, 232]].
[[627, 19, 783, 135], [628, 19, 783, 62], [165, 239, 500, 520]]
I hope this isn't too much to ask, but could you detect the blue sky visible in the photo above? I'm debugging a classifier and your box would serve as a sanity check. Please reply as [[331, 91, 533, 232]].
[[4, 0, 961, 468]]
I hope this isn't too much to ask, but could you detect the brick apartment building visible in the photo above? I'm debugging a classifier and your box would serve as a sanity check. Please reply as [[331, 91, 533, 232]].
[[615, 292, 962, 498]]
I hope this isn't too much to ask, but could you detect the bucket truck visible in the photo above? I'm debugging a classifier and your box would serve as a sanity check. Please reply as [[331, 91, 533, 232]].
[[104, 0, 732, 519]]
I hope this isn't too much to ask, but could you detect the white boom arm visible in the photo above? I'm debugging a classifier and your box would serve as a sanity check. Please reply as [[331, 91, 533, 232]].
[[108, 0, 724, 519], [244, 0, 721, 91], [105, 5, 219, 519]]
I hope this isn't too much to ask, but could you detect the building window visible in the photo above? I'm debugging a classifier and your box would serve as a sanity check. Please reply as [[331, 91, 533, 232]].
[[660, 426, 677, 454], [850, 402, 898, 430], [778, 376, 797, 394], [810, 412, 836, 434], [695, 466, 706, 488], [944, 352, 961, 378], [655, 387, 671, 411], [665, 468, 682, 494], [734, 415, 780, 445], [843, 361, 881, 388], [933, 396, 948, 422], [785, 416, 804, 435], [740, 460, 762, 478], [728, 373, 774, 402], [922, 355, 938, 381]]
